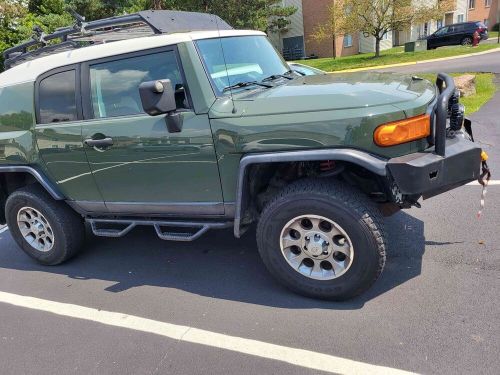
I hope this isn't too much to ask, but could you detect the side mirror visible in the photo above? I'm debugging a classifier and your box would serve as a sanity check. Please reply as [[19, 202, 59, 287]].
[[139, 79, 183, 133]]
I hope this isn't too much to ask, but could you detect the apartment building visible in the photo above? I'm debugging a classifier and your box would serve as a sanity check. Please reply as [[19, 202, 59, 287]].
[[467, 0, 498, 27], [268, 0, 306, 60], [396, 0, 469, 46], [268, 0, 360, 59], [269, 0, 496, 60]]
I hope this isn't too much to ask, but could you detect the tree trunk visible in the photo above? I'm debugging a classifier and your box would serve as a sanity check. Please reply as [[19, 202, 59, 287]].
[[375, 37, 381, 58], [152, 0, 162, 10], [332, 34, 336, 59]]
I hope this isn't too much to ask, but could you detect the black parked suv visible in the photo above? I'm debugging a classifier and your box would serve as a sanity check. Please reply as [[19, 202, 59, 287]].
[[425, 21, 488, 49]]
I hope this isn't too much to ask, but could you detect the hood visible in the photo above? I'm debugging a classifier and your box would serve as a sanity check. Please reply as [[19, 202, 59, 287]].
[[211, 72, 436, 117]]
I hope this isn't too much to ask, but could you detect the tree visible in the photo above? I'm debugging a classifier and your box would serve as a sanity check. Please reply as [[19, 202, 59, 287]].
[[0, 0, 297, 72], [346, 0, 455, 57], [310, 0, 352, 59], [135, 0, 297, 32]]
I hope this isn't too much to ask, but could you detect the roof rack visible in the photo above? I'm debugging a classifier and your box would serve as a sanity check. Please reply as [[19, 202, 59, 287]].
[[2, 10, 232, 70]]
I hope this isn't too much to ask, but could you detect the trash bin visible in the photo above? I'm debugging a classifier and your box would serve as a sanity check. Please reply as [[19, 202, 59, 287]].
[[405, 40, 428, 52]]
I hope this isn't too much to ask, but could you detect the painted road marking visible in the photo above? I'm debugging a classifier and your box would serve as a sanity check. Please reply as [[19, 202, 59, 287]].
[[467, 180, 500, 186], [0, 291, 415, 375], [0, 226, 8, 234]]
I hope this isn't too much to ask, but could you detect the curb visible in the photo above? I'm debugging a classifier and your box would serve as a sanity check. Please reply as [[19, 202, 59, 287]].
[[329, 47, 500, 74]]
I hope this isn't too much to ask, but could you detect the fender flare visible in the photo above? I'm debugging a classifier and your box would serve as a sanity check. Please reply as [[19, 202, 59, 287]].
[[234, 148, 388, 237], [0, 165, 64, 200]]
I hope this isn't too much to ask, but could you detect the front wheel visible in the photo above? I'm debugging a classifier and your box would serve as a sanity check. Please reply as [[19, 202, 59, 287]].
[[256, 179, 386, 300]]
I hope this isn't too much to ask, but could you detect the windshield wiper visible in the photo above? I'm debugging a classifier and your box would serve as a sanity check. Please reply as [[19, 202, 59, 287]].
[[261, 70, 295, 82], [222, 81, 273, 93]]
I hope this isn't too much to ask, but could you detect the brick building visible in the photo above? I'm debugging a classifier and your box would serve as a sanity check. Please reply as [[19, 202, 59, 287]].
[[467, 0, 498, 27], [301, 0, 359, 58]]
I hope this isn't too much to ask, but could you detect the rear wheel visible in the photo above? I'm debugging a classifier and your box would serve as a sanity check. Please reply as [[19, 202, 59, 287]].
[[461, 37, 473, 46], [256, 179, 386, 300], [5, 185, 85, 265]]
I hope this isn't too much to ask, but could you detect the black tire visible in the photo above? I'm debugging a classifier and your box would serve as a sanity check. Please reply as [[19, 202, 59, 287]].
[[256, 179, 386, 300], [5, 184, 85, 265], [461, 37, 473, 46]]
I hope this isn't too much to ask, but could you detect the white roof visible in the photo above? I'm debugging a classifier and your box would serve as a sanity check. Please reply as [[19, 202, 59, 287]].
[[0, 29, 265, 88]]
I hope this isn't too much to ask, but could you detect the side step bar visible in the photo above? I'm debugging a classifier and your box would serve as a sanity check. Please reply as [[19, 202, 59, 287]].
[[86, 218, 232, 242]]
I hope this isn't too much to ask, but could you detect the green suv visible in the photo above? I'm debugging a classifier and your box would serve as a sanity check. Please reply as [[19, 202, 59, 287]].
[[0, 11, 484, 300]]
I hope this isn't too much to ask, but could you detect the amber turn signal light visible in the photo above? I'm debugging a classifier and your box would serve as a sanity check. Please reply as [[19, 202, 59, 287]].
[[374, 114, 431, 147]]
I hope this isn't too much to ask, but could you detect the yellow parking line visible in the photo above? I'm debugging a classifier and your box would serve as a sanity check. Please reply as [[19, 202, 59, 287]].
[[0, 291, 416, 375]]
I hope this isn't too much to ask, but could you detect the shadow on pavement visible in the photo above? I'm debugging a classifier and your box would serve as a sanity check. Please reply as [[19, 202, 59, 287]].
[[0, 211, 425, 310]]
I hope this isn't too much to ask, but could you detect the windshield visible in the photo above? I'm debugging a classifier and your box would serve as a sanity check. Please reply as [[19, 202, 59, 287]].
[[196, 36, 289, 94]]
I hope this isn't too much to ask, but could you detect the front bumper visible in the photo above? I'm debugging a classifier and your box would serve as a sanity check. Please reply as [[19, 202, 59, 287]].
[[386, 73, 483, 200], [387, 129, 481, 199]]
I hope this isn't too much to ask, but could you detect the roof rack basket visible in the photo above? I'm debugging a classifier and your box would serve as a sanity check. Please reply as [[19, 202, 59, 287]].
[[3, 10, 232, 70]]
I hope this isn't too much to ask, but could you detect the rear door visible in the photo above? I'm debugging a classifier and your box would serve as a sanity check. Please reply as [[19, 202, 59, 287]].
[[80, 46, 224, 216], [34, 66, 104, 208], [450, 24, 466, 44]]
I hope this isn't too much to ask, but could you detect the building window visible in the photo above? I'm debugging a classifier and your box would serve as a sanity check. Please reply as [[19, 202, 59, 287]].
[[382, 32, 389, 40], [468, 0, 475, 9], [457, 14, 464, 23], [424, 22, 429, 36], [485, 0, 491, 7], [343, 34, 353, 47], [484, 19, 489, 26], [437, 19, 443, 29]]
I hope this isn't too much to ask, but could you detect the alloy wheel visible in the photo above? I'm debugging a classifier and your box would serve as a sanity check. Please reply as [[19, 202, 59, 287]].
[[279, 214, 354, 280], [17, 207, 55, 252]]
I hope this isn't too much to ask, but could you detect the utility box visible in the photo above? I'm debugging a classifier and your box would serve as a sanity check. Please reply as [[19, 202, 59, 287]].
[[405, 40, 428, 52]]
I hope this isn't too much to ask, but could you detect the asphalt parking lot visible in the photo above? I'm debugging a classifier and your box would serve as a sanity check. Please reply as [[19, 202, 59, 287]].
[[1, 89, 499, 375]]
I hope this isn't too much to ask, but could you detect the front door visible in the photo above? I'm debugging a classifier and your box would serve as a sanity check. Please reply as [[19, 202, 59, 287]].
[[431, 26, 449, 47], [80, 47, 224, 216]]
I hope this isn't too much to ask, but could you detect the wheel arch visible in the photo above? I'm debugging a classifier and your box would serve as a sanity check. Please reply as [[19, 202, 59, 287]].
[[234, 149, 389, 238], [0, 166, 64, 224]]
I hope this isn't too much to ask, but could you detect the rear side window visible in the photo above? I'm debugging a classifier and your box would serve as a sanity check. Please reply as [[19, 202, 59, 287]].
[[0, 83, 35, 131], [89, 50, 186, 119], [38, 70, 77, 124]]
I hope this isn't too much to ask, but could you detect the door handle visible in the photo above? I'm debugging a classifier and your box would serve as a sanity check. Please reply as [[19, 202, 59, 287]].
[[84, 137, 114, 148]]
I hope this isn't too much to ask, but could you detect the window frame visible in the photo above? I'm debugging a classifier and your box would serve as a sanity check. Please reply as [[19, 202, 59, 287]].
[[343, 34, 353, 48], [80, 44, 192, 121], [34, 64, 83, 126], [485, 0, 491, 7], [468, 0, 475, 9]]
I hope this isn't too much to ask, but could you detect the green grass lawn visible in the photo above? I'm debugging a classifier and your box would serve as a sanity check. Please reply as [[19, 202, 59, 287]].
[[297, 44, 500, 72], [417, 73, 497, 115], [490, 31, 499, 39]]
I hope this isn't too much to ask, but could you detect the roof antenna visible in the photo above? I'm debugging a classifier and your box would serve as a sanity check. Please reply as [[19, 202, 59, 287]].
[[214, 14, 237, 114]]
